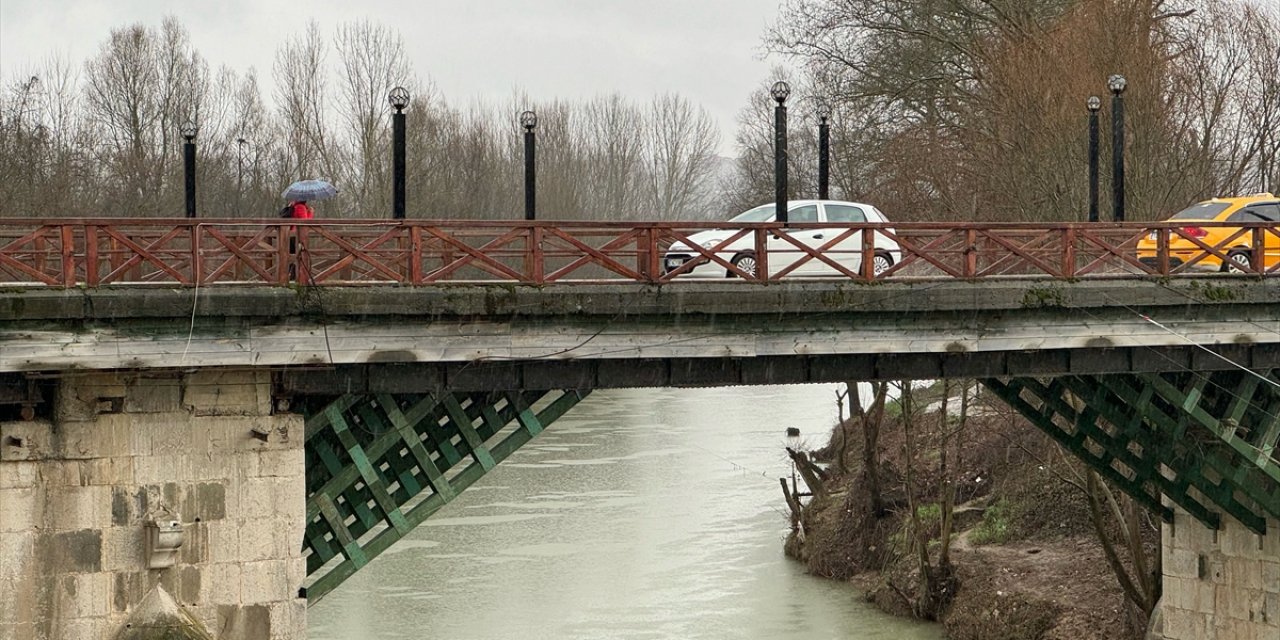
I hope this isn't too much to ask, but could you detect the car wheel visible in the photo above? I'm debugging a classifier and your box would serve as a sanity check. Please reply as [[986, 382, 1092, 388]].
[[729, 252, 758, 278], [1223, 250, 1252, 273], [872, 251, 894, 277]]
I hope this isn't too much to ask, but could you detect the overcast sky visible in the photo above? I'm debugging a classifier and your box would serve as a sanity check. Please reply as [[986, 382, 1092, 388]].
[[1, 0, 790, 152]]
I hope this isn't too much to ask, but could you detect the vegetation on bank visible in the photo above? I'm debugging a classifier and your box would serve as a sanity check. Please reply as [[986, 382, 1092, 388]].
[[781, 380, 1162, 640]]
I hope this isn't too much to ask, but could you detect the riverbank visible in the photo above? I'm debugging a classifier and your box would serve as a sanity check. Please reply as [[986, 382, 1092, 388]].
[[783, 382, 1155, 639]]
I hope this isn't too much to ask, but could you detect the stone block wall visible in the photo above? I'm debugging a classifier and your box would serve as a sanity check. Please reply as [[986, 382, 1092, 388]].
[[1156, 506, 1280, 640], [0, 370, 306, 640]]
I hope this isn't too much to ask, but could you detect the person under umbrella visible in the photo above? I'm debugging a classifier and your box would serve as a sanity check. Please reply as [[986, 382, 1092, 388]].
[[280, 179, 338, 218], [278, 179, 336, 281], [281, 199, 314, 219]]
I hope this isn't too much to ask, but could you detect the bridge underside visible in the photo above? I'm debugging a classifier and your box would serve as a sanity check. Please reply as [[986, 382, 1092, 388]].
[[300, 388, 589, 603], [985, 369, 1280, 534], [278, 343, 1280, 394], [296, 367, 1280, 602]]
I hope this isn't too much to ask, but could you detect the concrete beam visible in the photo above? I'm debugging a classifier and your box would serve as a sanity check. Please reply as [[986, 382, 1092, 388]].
[[1, 278, 1274, 322], [265, 344, 1280, 393]]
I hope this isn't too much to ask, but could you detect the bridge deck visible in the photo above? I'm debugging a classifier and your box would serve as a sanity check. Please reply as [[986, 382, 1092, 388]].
[[1, 280, 1276, 387]]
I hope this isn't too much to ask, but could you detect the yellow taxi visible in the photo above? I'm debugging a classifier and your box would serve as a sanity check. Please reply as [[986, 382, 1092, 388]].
[[1136, 193, 1280, 272]]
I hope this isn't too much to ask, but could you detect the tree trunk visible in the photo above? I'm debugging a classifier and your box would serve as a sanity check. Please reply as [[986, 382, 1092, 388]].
[[780, 477, 803, 531], [853, 381, 890, 517], [786, 447, 830, 501]]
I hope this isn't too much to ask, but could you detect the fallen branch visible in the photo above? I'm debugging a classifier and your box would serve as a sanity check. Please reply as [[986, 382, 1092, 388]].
[[786, 447, 830, 500], [780, 477, 803, 531]]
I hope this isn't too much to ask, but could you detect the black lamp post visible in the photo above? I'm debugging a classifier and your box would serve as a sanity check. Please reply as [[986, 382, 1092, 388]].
[[1087, 96, 1101, 223], [772, 81, 791, 223], [181, 120, 198, 218], [521, 110, 537, 221], [1109, 74, 1127, 222], [236, 137, 248, 217], [389, 86, 410, 219], [816, 101, 832, 200]]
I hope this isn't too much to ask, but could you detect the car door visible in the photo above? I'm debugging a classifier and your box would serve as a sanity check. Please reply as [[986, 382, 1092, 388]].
[[820, 203, 870, 274], [1236, 202, 1280, 267], [765, 204, 823, 276]]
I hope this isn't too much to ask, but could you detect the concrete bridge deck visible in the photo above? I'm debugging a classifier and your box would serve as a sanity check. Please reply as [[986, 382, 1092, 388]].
[[1, 279, 1276, 390]]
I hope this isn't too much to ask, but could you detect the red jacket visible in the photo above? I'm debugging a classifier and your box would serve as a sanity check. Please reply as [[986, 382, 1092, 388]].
[[289, 202, 315, 219]]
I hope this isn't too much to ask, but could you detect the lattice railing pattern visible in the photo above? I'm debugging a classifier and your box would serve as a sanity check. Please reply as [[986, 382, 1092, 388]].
[[983, 370, 1280, 534], [1, 219, 1276, 286], [300, 388, 590, 603]]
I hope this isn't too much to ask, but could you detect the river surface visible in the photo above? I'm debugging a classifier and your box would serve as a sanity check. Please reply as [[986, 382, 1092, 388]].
[[308, 384, 942, 640]]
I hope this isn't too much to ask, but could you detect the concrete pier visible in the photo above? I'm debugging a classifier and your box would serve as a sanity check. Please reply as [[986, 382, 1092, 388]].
[[1154, 506, 1280, 640], [1, 370, 305, 640]]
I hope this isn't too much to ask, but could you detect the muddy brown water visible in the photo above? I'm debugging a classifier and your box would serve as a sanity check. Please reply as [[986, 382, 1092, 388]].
[[309, 385, 942, 640]]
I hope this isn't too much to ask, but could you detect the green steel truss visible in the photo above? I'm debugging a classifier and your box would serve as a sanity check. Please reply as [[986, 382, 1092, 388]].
[[983, 370, 1280, 534], [300, 388, 591, 603]]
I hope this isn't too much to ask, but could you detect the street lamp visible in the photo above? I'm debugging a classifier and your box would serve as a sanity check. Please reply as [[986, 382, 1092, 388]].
[[816, 101, 832, 201], [521, 110, 538, 221], [389, 86, 410, 219], [236, 137, 248, 217], [1086, 96, 1101, 223], [771, 81, 791, 224], [180, 120, 198, 218], [1108, 74, 1127, 222]]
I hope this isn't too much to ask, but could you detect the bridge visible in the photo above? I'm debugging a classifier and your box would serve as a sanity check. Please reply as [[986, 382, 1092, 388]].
[[1, 217, 1278, 639]]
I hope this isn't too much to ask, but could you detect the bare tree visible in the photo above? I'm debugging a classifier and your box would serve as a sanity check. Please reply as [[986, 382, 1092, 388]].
[[334, 20, 409, 216], [576, 93, 647, 219], [830, 381, 892, 516], [274, 22, 337, 191], [82, 23, 162, 215], [532, 99, 586, 219], [1242, 2, 1280, 192], [643, 93, 720, 219], [0, 74, 49, 216], [81, 18, 209, 216], [224, 70, 274, 217], [25, 55, 89, 216]]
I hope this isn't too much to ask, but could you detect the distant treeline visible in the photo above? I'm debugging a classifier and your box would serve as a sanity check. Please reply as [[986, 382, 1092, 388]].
[[0, 20, 723, 220]]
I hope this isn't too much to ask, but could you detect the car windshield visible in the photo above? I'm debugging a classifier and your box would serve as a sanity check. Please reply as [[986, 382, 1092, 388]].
[[1169, 202, 1231, 220], [729, 205, 777, 223]]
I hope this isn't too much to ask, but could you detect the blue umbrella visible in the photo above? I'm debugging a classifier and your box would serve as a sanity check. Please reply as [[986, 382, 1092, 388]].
[[282, 179, 338, 201]]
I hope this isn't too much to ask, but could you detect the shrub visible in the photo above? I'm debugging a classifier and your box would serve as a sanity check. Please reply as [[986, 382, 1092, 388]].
[[969, 498, 1015, 545]]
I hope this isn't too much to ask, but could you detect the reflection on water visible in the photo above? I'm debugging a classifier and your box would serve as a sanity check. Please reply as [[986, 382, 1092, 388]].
[[309, 385, 941, 640]]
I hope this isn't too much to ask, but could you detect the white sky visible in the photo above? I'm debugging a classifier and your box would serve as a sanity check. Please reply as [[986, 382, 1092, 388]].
[[0, 0, 790, 153]]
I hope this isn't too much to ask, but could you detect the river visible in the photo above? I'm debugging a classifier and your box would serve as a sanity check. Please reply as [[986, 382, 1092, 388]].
[[308, 384, 942, 640]]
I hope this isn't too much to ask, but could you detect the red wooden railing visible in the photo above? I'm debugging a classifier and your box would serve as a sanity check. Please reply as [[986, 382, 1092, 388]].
[[0, 219, 1276, 287]]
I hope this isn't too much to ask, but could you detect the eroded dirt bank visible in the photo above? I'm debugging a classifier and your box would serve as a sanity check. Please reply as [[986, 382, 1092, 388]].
[[782, 384, 1158, 640]]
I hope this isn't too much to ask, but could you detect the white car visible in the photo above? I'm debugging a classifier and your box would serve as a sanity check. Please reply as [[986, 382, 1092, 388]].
[[662, 200, 900, 278]]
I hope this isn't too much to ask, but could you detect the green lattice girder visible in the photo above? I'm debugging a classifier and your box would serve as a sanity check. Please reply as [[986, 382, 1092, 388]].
[[982, 369, 1280, 535], [301, 388, 591, 603]]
